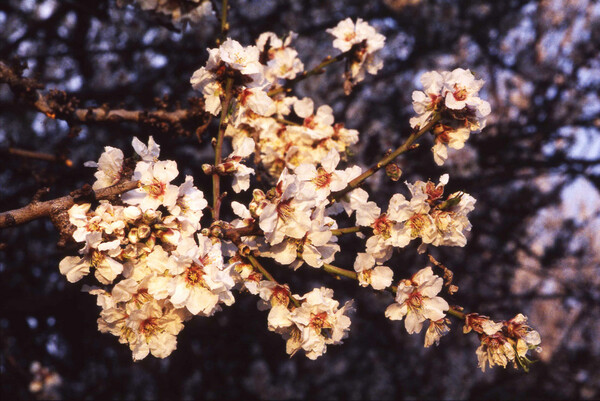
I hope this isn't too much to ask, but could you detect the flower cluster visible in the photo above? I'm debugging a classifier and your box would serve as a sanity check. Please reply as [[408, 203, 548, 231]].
[[465, 313, 542, 372], [410, 68, 491, 165], [60, 137, 239, 360], [356, 174, 476, 263], [191, 33, 363, 181], [327, 18, 386, 93], [44, 16, 543, 373], [385, 266, 450, 346], [124, 0, 214, 24], [249, 165, 344, 269], [259, 285, 353, 359], [29, 361, 62, 399]]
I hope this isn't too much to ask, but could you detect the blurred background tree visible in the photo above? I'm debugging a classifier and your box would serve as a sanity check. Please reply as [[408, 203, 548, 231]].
[[1, 0, 599, 399]]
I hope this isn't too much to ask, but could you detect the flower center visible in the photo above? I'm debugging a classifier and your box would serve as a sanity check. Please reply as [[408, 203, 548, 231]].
[[407, 214, 428, 237], [309, 311, 329, 331], [453, 86, 468, 101], [271, 285, 290, 307], [146, 179, 166, 199], [312, 167, 332, 189], [91, 250, 105, 268], [407, 291, 423, 310], [185, 263, 208, 288], [372, 214, 392, 239], [277, 199, 295, 222], [139, 317, 160, 337]]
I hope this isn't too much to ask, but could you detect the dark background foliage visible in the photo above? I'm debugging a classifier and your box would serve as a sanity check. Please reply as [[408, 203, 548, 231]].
[[1, 0, 600, 399]]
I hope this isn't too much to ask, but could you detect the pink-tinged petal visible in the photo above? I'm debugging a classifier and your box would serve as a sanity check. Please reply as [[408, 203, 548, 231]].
[[169, 281, 190, 307], [121, 189, 146, 206], [187, 288, 219, 316], [422, 297, 449, 321], [271, 241, 298, 265], [59, 256, 89, 283], [294, 97, 314, 119], [405, 311, 425, 334], [131, 342, 150, 361], [385, 303, 407, 321], [420, 275, 444, 298], [353, 253, 375, 273], [412, 266, 435, 286], [370, 265, 394, 290]]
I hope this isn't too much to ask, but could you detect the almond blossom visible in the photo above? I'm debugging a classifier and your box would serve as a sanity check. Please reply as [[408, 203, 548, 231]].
[[256, 31, 304, 85], [84, 146, 124, 190], [327, 18, 385, 88], [410, 68, 491, 165], [122, 160, 179, 211], [385, 266, 449, 334], [264, 208, 340, 269], [167, 235, 235, 316], [353, 253, 394, 290], [268, 287, 353, 360], [258, 168, 317, 245], [191, 38, 269, 117]]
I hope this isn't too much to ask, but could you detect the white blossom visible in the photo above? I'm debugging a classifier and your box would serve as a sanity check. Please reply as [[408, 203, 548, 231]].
[[385, 266, 449, 334]]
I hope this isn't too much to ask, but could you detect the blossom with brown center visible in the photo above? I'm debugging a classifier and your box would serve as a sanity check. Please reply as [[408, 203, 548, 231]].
[[385, 266, 449, 334], [372, 214, 393, 239]]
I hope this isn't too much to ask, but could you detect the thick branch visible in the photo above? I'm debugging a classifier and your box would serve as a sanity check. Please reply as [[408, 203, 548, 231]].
[[0, 180, 138, 229]]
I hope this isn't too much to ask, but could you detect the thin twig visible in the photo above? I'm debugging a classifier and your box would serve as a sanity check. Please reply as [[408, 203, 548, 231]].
[[329, 114, 441, 202], [2, 147, 73, 166], [268, 51, 348, 97], [212, 77, 234, 220]]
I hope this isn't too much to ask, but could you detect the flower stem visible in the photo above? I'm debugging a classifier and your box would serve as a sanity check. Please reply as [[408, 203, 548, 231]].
[[330, 226, 362, 236], [447, 307, 466, 320], [322, 263, 357, 280], [244, 252, 301, 308], [220, 0, 229, 37], [212, 77, 234, 220], [329, 113, 441, 202]]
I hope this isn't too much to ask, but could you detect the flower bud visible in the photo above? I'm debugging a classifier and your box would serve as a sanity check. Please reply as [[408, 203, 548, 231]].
[[202, 164, 215, 175], [143, 209, 160, 224], [128, 228, 139, 244], [145, 233, 156, 250], [385, 163, 402, 181], [137, 224, 151, 240]]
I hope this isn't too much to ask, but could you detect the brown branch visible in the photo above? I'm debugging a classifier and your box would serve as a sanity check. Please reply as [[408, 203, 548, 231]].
[[1, 147, 73, 166], [0, 60, 210, 137], [0, 180, 138, 229]]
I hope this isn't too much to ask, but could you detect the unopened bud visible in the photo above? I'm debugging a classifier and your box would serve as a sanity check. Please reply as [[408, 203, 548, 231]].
[[202, 164, 215, 175], [266, 187, 278, 202], [433, 123, 452, 136], [252, 189, 266, 202], [158, 228, 180, 246], [209, 225, 223, 238], [121, 244, 137, 260], [218, 161, 237, 174], [137, 224, 151, 239], [128, 228, 139, 244], [385, 163, 402, 181], [143, 209, 160, 224], [145, 234, 156, 249]]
